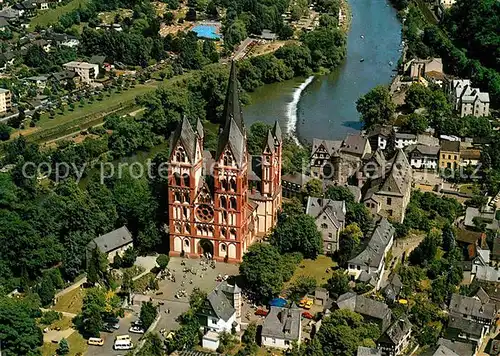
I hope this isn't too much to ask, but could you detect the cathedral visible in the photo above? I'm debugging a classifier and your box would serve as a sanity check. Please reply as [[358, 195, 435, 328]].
[[167, 62, 282, 263]]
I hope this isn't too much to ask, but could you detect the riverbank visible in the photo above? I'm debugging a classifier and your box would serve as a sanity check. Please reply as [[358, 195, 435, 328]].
[[244, 0, 403, 142]]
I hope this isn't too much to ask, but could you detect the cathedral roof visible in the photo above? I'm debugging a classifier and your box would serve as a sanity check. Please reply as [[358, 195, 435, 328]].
[[272, 121, 282, 143], [196, 118, 204, 139], [265, 130, 275, 153], [216, 62, 246, 168], [170, 116, 197, 163]]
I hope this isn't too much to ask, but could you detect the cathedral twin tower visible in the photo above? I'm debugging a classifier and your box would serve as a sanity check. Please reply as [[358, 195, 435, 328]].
[[167, 62, 282, 262]]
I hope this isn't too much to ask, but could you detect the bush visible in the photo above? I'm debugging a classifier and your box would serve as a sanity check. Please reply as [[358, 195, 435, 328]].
[[40, 310, 62, 325], [156, 254, 170, 270]]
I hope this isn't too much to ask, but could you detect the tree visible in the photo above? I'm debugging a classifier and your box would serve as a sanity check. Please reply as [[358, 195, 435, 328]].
[[140, 301, 158, 330], [74, 287, 107, 337], [7, 111, 23, 128], [121, 247, 137, 268], [302, 178, 323, 198], [405, 83, 432, 112], [325, 185, 355, 203], [315, 309, 381, 356], [37, 273, 56, 307], [326, 269, 350, 298], [401, 113, 429, 134], [289, 276, 317, 301], [271, 213, 323, 258], [0, 122, 11, 140], [442, 224, 456, 252], [156, 254, 170, 270], [239, 244, 287, 303], [86, 247, 108, 285], [58, 338, 70, 355], [0, 296, 43, 355], [338, 223, 363, 266], [301, 27, 346, 70], [137, 333, 164, 356], [247, 121, 273, 155], [356, 85, 395, 129]]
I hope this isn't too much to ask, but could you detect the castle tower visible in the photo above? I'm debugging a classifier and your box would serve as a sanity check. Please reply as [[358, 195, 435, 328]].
[[168, 116, 204, 257]]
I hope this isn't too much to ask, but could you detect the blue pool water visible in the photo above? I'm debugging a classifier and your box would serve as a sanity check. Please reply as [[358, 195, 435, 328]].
[[192, 24, 220, 40]]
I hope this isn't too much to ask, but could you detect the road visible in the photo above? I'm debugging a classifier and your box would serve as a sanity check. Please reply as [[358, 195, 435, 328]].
[[232, 37, 254, 61]]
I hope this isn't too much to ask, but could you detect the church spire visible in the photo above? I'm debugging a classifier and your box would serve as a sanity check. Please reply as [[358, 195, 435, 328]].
[[222, 61, 244, 133], [216, 61, 246, 168]]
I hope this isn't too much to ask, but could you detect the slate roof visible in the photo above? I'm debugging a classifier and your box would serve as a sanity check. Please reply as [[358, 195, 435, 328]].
[[216, 61, 246, 168], [367, 125, 393, 138], [0, 17, 9, 28], [440, 140, 460, 153], [448, 316, 484, 338], [272, 121, 282, 143], [196, 118, 204, 139], [261, 304, 301, 341], [341, 134, 369, 157], [437, 338, 475, 356], [348, 217, 395, 269], [88, 226, 133, 254], [383, 274, 403, 300], [474, 265, 500, 283], [205, 288, 235, 322], [475, 287, 490, 304], [363, 149, 412, 201], [449, 293, 496, 321], [49, 70, 77, 82], [492, 237, 500, 259], [312, 138, 343, 156], [282, 172, 311, 186], [217, 280, 241, 295], [336, 292, 391, 321], [170, 116, 197, 163], [379, 317, 412, 346], [422, 345, 460, 356], [405, 144, 440, 157], [305, 197, 346, 228], [357, 346, 382, 356], [395, 132, 416, 140]]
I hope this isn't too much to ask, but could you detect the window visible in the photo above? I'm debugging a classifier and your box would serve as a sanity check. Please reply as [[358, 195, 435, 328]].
[[454, 155, 457, 160], [230, 197, 237, 210], [388, 209, 393, 217], [285, 341, 290, 346], [320, 223, 328, 229], [220, 196, 226, 208], [442, 154, 445, 159], [387, 197, 392, 205], [211, 319, 216, 325], [448, 155, 451, 159], [328, 233, 333, 238]]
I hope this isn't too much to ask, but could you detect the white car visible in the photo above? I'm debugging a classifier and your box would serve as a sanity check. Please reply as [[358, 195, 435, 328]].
[[129, 326, 145, 334]]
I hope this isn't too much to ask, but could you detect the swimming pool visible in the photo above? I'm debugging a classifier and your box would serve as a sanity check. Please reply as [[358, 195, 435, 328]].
[[192, 24, 221, 40]]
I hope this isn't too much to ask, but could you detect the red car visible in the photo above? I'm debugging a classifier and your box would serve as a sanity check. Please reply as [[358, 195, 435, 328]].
[[302, 312, 314, 319], [255, 309, 269, 316]]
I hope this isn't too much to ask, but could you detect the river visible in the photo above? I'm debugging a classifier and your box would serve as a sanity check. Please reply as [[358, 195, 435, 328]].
[[243, 0, 402, 142]]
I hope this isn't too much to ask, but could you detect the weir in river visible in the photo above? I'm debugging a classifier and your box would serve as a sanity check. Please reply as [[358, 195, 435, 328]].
[[243, 0, 402, 142]]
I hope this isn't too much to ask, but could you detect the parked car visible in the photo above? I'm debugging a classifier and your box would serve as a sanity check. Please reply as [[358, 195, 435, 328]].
[[302, 312, 314, 319], [129, 326, 145, 334], [255, 309, 268, 317]]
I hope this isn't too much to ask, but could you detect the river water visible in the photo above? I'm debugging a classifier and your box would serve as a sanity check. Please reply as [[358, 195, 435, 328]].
[[243, 0, 402, 142]]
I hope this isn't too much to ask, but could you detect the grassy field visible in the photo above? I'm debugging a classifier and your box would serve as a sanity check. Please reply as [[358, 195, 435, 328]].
[[53, 288, 85, 315], [30, 0, 89, 28], [40, 331, 87, 356], [285, 256, 337, 289]]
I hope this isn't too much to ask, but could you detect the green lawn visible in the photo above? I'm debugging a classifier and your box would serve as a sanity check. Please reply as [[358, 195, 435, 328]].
[[38, 84, 155, 130], [285, 256, 337, 289], [30, 0, 89, 28], [53, 288, 85, 315], [40, 331, 87, 356]]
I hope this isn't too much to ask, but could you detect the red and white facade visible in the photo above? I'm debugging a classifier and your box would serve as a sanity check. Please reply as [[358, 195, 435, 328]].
[[168, 63, 282, 262]]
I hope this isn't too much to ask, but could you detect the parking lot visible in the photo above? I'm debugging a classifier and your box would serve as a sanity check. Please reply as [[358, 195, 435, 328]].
[[86, 311, 142, 356]]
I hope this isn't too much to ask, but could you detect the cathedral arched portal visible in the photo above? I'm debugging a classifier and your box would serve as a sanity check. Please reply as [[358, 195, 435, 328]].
[[199, 239, 214, 258]]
